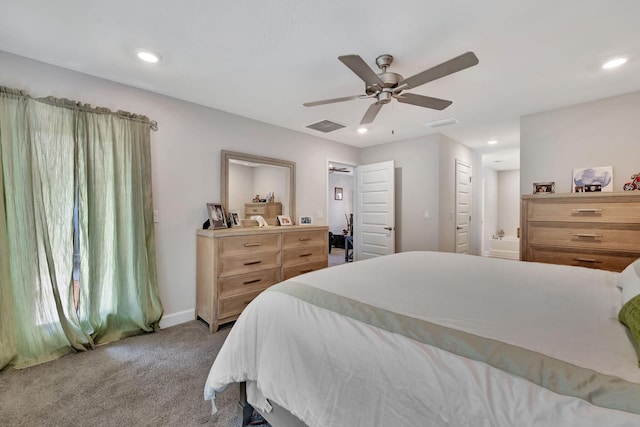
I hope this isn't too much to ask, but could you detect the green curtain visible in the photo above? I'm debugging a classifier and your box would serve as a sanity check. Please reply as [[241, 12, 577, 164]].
[[0, 88, 163, 370]]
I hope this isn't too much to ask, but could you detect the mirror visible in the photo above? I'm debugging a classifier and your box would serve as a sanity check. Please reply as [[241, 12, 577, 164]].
[[221, 150, 296, 225]]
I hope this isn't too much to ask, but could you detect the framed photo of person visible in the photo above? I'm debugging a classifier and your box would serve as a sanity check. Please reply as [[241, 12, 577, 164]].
[[206, 203, 228, 229], [229, 211, 241, 227], [277, 215, 293, 226]]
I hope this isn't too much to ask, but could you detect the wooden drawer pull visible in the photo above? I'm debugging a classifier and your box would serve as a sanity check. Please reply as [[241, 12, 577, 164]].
[[243, 279, 261, 285], [244, 242, 263, 247], [244, 260, 262, 266], [571, 233, 603, 238], [298, 237, 311, 241], [299, 253, 313, 257], [300, 269, 313, 274], [573, 258, 602, 263], [243, 300, 252, 305], [571, 208, 602, 213]]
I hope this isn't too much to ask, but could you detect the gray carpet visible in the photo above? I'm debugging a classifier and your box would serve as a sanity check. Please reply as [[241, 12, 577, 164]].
[[0, 320, 242, 427]]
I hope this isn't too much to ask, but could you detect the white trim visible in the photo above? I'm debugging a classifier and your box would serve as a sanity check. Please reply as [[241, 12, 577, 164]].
[[160, 308, 195, 329]]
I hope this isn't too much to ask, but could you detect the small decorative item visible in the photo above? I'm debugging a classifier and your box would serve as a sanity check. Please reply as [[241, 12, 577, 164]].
[[277, 215, 293, 226], [623, 173, 640, 191], [206, 203, 228, 229], [252, 194, 261, 202], [299, 216, 313, 225], [229, 212, 241, 227], [334, 187, 343, 200], [533, 182, 555, 194], [572, 166, 613, 192]]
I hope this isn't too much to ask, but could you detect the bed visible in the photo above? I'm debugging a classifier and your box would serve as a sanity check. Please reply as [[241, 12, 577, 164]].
[[204, 251, 640, 426]]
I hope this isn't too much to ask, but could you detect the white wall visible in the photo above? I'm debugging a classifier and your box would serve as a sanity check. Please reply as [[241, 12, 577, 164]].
[[497, 169, 520, 237], [360, 134, 473, 254], [0, 51, 361, 327], [521, 91, 640, 195]]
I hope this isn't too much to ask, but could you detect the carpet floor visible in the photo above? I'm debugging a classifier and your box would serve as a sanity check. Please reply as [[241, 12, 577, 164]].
[[0, 320, 247, 427]]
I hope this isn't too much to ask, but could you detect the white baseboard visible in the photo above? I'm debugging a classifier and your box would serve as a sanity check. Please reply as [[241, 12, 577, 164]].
[[160, 308, 195, 329]]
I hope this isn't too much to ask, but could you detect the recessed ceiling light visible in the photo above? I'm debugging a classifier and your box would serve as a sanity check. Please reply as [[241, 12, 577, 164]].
[[602, 57, 627, 69], [136, 49, 162, 64], [487, 140, 498, 145], [357, 127, 368, 134]]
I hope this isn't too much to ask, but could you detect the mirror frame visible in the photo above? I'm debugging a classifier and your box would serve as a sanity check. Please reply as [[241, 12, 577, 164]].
[[221, 150, 296, 223]]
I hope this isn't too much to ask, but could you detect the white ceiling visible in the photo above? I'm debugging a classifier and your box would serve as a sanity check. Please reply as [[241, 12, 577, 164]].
[[1, 1, 639, 159]]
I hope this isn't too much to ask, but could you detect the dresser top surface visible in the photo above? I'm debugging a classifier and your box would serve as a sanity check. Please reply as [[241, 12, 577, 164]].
[[522, 191, 640, 201], [197, 225, 328, 237]]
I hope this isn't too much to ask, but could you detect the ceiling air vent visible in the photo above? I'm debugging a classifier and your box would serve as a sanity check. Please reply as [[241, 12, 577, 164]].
[[425, 117, 459, 128], [306, 120, 346, 133]]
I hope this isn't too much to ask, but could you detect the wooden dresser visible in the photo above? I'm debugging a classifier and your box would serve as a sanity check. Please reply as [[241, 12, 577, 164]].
[[521, 192, 640, 272], [196, 225, 328, 332]]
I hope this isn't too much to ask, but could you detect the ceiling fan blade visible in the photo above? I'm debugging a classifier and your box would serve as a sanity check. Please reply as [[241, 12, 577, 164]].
[[360, 102, 383, 125], [396, 93, 452, 110], [303, 95, 360, 107], [398, 52, 479, 90], [339, 55, 384, 87]]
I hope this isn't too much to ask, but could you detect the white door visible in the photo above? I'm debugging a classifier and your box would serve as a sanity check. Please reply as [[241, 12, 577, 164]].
[[355, 161, 395, 261], [455, 160, 472, 254]]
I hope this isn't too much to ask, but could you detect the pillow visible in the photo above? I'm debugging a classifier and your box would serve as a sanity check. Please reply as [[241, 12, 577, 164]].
[[618, 258, 640, 305], [619, 294, 640, 367]]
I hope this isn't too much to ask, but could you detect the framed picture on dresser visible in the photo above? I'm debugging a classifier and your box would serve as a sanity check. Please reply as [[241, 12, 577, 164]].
[[206, 203, 228, 229]]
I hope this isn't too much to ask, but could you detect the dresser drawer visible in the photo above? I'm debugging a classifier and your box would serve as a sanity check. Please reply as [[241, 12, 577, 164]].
[[218, 252, 280, 277], [283, 230, 327, 247], [527, 223, 640, 251], [245, 205, 267, 215], [528, 201, 640, 223], [218, 234, 281, 257], [218, 289, 264, 319], [218, 267, 280, 298], [528, 246, 638, 272], [283, 260, 328, 280], [282, 245, 327, 267]]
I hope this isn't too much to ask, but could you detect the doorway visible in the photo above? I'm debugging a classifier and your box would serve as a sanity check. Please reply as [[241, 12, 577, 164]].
[[327, 161, 355, 266]]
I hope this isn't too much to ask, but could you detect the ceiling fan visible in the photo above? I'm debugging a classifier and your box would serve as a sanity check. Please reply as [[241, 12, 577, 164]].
[[303, 52, 479, 125], [329, 165, 351, 173]]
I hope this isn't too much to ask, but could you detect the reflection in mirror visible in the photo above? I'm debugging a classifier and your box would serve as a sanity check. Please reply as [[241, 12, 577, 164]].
[[221, 151, 296, 225]]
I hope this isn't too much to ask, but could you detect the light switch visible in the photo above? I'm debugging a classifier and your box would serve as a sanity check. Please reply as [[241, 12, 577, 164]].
[[317, 210, 324, 219], [424, 211, 430, 219], [153, 210, 159, 223]]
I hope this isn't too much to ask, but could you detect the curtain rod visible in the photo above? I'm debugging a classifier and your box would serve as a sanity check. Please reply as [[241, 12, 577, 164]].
[[0, 86, 159, 132]]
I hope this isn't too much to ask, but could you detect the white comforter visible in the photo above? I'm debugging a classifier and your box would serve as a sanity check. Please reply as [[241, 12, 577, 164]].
[[205, 252, 640, 426]]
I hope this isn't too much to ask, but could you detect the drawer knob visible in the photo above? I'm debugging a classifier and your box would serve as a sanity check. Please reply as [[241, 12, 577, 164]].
[[243, 279, 261, 285], [573, 257, 602, 263], [298, 237, 311, 241], [299, 253, 312, 257], [571, 208, 603, 213], [244, 242, 263, 247], [244, 260, 262, 266], [571, 233, 603, 238], [300, 269, 313, 274]]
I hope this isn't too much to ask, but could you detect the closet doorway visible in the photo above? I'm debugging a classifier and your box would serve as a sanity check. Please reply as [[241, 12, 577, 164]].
[[327, 161, 355, 266]]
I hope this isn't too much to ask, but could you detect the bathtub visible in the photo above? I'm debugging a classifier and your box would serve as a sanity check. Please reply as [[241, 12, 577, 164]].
[[489, 236, 520, 260]]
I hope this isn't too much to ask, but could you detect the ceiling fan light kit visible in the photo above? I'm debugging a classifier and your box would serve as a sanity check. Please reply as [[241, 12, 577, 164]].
[[304, 51, 479, 126]]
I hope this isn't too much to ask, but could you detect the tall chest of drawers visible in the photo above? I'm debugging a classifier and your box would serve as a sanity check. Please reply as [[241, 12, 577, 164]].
[[196, 225, 328, 332], [520, 192, 640, 272]]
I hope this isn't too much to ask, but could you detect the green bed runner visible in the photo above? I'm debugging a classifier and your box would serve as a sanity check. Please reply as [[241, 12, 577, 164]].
[[269, 281, 640, 415]]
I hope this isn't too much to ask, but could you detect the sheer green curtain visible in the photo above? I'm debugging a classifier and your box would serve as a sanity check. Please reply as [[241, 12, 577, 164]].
[[76, 108, 163, 343], [0, 88, 163, 370]]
